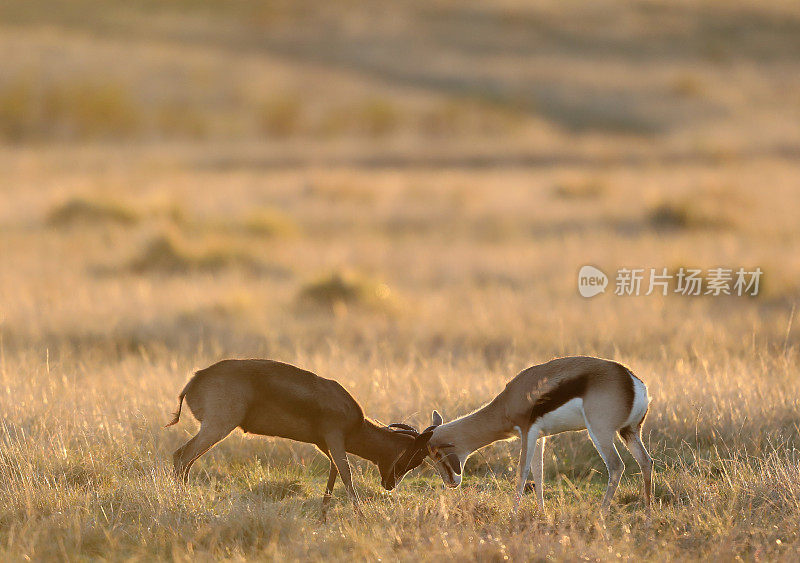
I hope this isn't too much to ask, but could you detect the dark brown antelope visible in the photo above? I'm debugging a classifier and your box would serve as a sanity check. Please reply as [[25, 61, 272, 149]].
[[165, 359, 432, 518], [397, 356, 653, 514]]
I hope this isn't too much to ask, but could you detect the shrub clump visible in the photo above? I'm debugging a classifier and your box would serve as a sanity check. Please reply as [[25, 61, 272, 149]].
[[647, 199, 735, 231], [47, 197, 140, 227], [552, 179, 606, 200], [241, 208, 300, 237], [0, 77, 141, 142], [126, 233, 262, 274], [258, 96, 303, 137], [296, 270, 397, 313]]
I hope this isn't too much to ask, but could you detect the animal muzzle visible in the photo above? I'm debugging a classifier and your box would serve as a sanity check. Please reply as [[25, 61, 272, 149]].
[[381, 468, 403, 490], [381, 476, 396, 491], [437, 459, 462, 488], [445, 475, 462, 488]]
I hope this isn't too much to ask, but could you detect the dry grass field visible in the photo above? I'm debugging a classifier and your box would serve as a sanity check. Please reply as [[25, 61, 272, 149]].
[[1, 0, 800, 560]]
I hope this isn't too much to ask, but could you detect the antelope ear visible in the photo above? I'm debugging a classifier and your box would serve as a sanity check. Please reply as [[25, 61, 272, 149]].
[[408, 430, 435, 468], [431, 410, 443, 426], [413, 428, 434, 447]]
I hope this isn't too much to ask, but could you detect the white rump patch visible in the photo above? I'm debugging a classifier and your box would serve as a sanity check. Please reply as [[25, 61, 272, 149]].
[[623, 375, 650, 428]]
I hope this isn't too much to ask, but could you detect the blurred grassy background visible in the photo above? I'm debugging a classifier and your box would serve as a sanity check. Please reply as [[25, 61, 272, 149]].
[[2, 0, 800, 146], [1, 0, 800, 560]]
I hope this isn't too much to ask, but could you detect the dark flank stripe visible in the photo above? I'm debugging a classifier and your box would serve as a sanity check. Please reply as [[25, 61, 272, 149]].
[[529, 374, 589, 423], [528, 363, 638, 425]]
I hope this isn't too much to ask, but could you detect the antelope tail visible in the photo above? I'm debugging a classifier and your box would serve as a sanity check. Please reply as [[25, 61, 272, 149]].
[[164, 392, 186, 427]]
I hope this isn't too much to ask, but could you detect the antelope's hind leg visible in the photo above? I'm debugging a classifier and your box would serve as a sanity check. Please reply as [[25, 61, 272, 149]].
[[172, 420, 237, 482], [620, 426, 653, 512], [583, 418, 624, 512]]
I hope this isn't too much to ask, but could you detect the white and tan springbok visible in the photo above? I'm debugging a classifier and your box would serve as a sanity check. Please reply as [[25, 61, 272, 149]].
[[399, 356, 652, 512]]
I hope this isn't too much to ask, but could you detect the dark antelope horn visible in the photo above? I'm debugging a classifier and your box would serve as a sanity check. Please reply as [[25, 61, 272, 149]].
[[404, 424, 439, 460], [388, 423, 419, 434]]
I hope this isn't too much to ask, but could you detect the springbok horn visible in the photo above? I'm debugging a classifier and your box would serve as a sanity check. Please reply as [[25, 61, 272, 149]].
[[388, 423, 419, 433]]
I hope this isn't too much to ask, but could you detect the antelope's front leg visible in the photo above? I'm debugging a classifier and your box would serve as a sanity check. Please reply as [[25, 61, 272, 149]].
[[515, 425, 538, 510], [532, 436, 545, 511], [325, 433, 363, 518], [320, 457, 338, 522]]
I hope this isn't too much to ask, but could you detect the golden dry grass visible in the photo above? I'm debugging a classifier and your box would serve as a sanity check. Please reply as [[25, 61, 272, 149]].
[[1, 0, 800, 560], [1, 151, 798, 560]]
